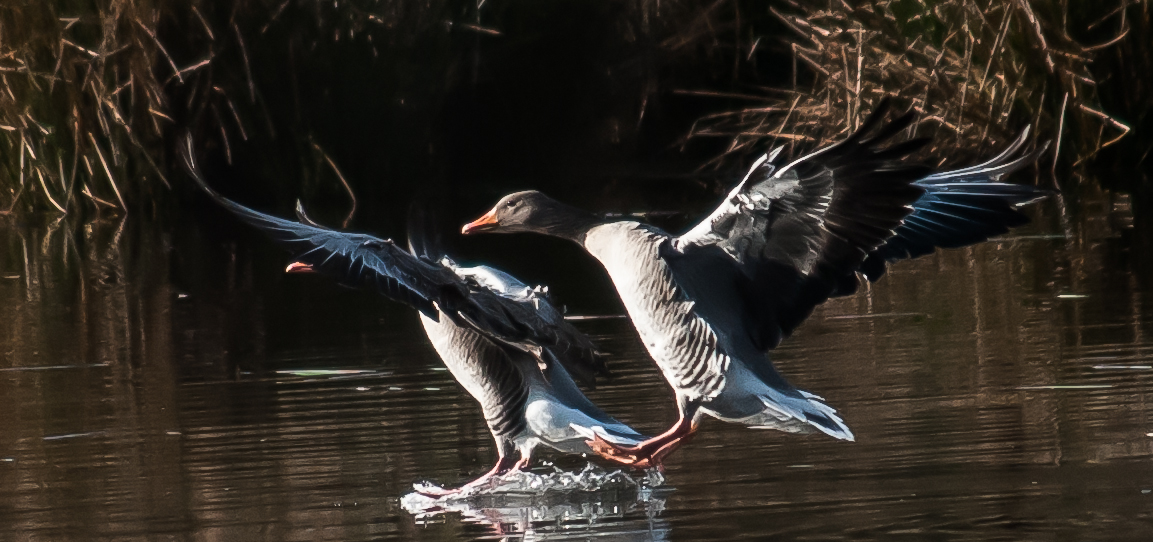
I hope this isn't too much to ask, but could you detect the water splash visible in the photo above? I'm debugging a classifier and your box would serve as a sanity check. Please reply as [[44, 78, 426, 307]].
[[402, 463, 670, 539], [408, 462, 664, 500]]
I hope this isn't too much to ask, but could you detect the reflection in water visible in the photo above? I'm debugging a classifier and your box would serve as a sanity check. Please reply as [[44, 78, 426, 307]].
[[2, 187, 1153, 540], [402, 465, 669, 540]]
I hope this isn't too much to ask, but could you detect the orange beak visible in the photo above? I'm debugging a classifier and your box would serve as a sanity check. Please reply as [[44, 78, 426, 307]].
[[461, 208, 499, 235], [285, 261, 316, 273]]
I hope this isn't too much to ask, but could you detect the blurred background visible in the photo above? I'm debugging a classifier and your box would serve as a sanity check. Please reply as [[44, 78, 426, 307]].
[[2, 0, 1149, 220], [2, 1, 1153, 540]]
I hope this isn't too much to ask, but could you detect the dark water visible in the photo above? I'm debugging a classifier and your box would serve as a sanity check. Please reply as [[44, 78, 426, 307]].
[[3, 187, 1153, 541]]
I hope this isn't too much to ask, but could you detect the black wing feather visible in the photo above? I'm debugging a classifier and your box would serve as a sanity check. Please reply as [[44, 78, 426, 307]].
[[858, 134, 1051, 281], [181, 136, 605, 383], [184, 155, 463, 319], [738, 98, 931, 349], [675, 100, 1049, 351]]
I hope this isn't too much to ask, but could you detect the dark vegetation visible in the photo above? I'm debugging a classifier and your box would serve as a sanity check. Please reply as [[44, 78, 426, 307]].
[[0, 0, 1149, 222]]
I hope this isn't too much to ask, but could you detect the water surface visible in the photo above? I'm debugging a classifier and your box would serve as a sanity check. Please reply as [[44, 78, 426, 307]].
[[2, 189, 1152, 540]]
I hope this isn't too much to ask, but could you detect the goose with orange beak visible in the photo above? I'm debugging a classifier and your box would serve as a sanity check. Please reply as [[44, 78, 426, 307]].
[[462, 98, 1050, 469], [181, 137, 649, 495]]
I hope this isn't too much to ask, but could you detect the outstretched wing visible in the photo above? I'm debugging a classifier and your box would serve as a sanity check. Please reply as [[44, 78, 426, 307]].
[[672, 98, 929, 350], [183, 145, 463, 319], [443, 262, 608, 384], [407, 208, 608, 384], [181, 138, 603, 375], [858, 130, 1051, 281]]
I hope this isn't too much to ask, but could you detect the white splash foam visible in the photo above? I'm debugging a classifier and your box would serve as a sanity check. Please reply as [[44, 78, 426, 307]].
[[406, 462, 663, 501], [402, 463, 667, 528]]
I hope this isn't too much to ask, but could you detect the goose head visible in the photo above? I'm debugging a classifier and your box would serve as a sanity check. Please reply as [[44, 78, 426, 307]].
[[461, 190, 599, 240]]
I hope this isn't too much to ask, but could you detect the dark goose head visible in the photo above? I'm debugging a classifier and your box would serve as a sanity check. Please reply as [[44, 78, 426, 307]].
[[462, 190, 600, 241]]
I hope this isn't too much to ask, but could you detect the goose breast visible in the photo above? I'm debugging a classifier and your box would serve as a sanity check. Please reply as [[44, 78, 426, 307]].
[[583, 222, 729, 401], [419, 313, 528, 439]]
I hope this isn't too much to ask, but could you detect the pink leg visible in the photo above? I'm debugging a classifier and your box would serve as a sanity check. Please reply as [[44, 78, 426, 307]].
[[415, 454, 519, 497], [587, 412, 698, 471]]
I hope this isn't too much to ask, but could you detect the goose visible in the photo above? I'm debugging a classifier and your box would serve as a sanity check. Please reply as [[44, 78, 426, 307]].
[[180, 141, 647, 495], [460, 98, 1050, 469]]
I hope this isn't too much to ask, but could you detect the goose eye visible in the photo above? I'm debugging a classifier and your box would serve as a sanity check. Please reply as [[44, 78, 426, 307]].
[[505, 200, 519, 208]]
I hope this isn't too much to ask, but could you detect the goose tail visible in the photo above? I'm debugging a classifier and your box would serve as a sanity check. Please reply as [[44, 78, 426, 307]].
[[751, 389, 856, 442], [524, 354, 647, 451], [794, 391, 855, 442]]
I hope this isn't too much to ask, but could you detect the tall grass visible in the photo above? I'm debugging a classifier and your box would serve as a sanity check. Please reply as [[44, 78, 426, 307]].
[[0, 1, 172, 214], [0, 0, 270, 216], [683, 0, 1146, 175], [0, 0, 501, 216], [1, 0, 1147, 217]]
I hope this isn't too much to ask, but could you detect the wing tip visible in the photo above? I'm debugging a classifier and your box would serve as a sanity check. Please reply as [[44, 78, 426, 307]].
[[179, 133, 218, 199]]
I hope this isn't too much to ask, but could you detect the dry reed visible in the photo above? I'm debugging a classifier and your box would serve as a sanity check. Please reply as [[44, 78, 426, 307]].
[[0, 1, 168, 215], [2, 0, 1144, 216], [0, 1, 260, 215], [682, 0, 1144, 172]]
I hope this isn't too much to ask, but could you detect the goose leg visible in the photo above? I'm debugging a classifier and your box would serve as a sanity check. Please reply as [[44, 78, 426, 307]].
[[415, 453, 520, 497], [646, 427, 697, 467], [587, 402, 700, 470], [511, 441, 539, 472]]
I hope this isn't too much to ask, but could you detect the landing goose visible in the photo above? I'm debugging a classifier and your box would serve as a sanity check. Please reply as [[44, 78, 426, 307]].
[[181, 141, 646, 494], [461, 99, 1050, 468]]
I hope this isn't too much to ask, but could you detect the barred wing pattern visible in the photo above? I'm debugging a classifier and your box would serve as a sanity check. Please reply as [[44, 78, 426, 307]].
[[858, 130, 1051, 281], [673, 98, 930, 350]]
